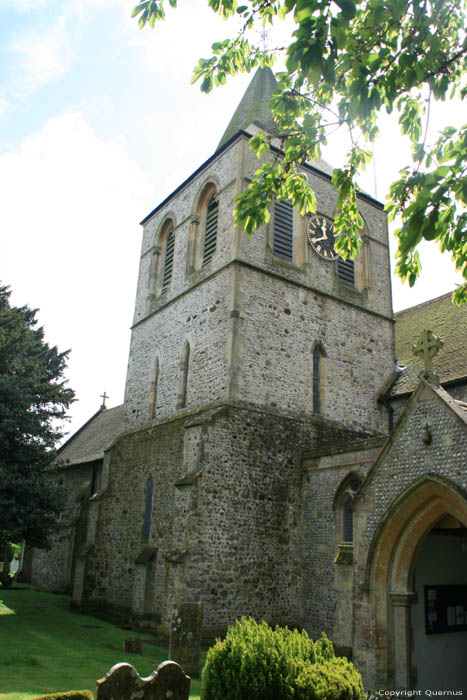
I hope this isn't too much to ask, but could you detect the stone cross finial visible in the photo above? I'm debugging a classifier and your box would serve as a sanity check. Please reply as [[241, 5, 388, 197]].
[[258, 26, 270, 52], [100, 391, 108, 409], [412, 329, 444, 375]]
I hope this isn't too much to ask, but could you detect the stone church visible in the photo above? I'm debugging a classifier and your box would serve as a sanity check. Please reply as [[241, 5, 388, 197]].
[[24, 68, 467, 692]]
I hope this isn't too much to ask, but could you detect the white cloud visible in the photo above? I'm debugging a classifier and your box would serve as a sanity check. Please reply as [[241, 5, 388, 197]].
[[0, 113, 154, 435], [0, 0, 49, 11], [8, 14, 73, 97]]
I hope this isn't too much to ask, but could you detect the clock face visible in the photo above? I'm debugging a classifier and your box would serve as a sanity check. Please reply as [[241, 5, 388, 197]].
[[307, 215, 339, 260]]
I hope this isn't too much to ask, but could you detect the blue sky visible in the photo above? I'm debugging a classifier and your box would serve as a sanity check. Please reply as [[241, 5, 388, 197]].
[[0, 0, 463, 436]]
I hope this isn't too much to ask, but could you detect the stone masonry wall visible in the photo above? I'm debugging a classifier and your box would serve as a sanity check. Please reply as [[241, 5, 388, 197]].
[[124, 271, 233, 428], [81, 402, 371, 636], [233, 263, 393, 433], [361, 389, 467, 550], [81, 417, 187, 616], [300, 442, 383, 642], [31, 462, 98, 592]]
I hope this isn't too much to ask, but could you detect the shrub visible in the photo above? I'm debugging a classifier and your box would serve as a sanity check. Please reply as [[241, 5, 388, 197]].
[[202, 617, 364, 700], [32, 691, 93, 700]]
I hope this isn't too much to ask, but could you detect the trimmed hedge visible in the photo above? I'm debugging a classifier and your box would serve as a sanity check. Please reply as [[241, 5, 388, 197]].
[[202, 617, 364, 700], [32, 691, 93, 700]]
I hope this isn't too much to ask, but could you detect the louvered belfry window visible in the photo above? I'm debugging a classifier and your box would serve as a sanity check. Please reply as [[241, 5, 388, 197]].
[[337, 257, 355, 287], [203, 195, 218, 265], [162, 229, 175, 291], [273, 199, 293, 261]]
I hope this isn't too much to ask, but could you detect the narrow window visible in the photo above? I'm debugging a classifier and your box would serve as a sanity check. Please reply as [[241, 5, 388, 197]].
[[142, 478, 153, 541], [179, 342, 190, 408], [148, 357, 159, 419], [337, 257, 355, 287], [273, 199, 293, 261], [162, 228, 175, 292], [343, 495, 353, 543], [312, 341, 326, 414], [203, 195, 218, 266], [313, 347, 320, 413]]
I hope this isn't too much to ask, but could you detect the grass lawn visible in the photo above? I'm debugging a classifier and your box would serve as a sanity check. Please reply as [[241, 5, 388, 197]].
[[0, 587, 202, 700]]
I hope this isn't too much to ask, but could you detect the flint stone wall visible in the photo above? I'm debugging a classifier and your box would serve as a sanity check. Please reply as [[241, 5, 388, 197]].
[[80, 402, 369, 638]]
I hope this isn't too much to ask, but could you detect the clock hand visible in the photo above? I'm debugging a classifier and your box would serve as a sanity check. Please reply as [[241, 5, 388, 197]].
[[312, 234, 327, 243]]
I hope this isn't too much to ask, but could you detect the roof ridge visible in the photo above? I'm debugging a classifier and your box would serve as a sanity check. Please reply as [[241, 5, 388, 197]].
[[395, 291, 454, 317]]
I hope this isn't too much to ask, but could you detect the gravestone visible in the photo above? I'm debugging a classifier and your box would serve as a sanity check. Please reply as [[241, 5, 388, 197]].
[[124, 635, 143, 654], [96, 660, 190, 700], [169, 602, 204, 678]]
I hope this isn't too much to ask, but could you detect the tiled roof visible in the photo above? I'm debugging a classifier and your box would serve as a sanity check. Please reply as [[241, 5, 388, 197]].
[[391, 292, 467, 396], [56, 404, 124, 466]]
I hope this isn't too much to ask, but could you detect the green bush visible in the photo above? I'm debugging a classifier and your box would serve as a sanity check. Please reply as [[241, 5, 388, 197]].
[[202, 617, 364, 700], [32, 691, 93, 700]]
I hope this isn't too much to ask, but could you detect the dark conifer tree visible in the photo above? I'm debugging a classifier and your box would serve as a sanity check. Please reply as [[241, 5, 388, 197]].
[[0, 285, 75, 552]]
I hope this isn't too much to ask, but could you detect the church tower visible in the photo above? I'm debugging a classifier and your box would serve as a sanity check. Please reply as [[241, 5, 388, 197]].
[[124, 67, 394, 433], [79, 67, 396, 641]]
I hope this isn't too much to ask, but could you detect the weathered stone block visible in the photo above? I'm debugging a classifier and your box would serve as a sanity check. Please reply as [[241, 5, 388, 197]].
[[169, 602, 204, 678], [124, 635, 143, 654]]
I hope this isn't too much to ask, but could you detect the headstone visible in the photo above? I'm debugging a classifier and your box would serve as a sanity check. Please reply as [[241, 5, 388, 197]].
[[124, 635, 143, 654], [96, 660, 190, 700], [169, 602, 204, 678]]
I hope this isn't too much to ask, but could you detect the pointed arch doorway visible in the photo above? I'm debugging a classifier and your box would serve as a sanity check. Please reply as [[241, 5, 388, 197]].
[[367, 477, 467, 690]]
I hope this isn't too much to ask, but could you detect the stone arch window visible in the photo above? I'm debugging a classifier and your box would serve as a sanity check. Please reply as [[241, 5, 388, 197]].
[[335, 474, 362, 548], [161, 227, 175, 292], [203, 193, 218, 266], [148, 356, 160, 419], [148, 217, 175, 299], [142, 477, 153, 541], [273, 198, 293, 261], [178, 341, 190, 409], [188, 182, 219, 272], [312, 340, 327, 414]]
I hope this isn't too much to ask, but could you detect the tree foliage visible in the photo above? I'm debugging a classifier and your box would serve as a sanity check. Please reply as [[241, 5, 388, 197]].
[[132, 0, 467, 304], [202, 617, 364, 700], [0, 286, 74, 548]]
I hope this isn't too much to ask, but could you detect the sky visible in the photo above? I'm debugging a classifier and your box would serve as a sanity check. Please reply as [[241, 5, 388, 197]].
[[0, 0, 464, 438]]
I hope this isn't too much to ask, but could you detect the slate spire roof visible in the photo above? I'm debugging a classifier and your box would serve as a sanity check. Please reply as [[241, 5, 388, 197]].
[[216, 66, 279, 151]]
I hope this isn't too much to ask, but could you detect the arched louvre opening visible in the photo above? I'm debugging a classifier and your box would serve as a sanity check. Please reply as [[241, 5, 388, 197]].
[[273, 199, 293, 261], [337, 257, 355, 287], [203, 195, 218, 265], [162, 229, 175, 291]]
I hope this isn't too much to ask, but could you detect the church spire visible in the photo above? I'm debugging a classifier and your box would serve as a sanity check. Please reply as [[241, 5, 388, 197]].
[[216, 66, 279, 151]]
